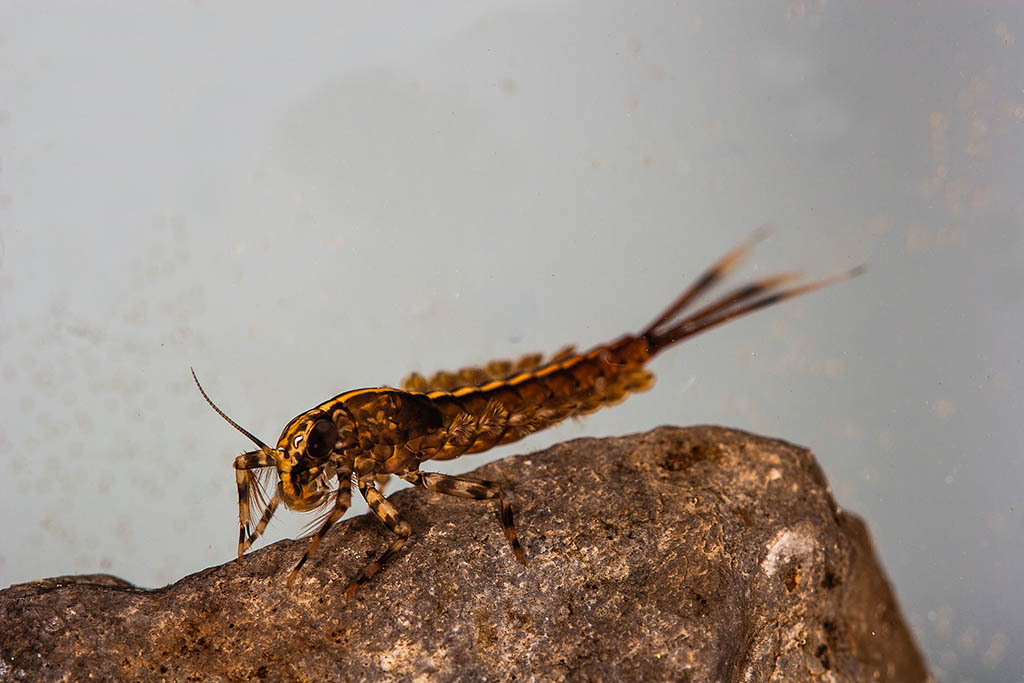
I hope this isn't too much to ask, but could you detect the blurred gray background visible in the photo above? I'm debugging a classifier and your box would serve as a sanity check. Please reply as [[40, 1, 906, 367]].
[[1, 2, 1021, 680]]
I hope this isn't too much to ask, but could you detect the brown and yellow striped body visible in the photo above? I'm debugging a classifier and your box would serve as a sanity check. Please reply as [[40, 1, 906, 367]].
[[193, 231, 860, 599]]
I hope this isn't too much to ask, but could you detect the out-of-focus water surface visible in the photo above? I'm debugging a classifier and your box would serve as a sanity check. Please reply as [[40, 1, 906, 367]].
[[0, 2, 1020, 679]]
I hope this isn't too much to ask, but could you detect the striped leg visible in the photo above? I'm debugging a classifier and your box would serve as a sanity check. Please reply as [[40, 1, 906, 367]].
[[400, 471, 526, 565], [233, 450, 278, 558], [287, 473, 353, 585], [344, 477, 412, 601], [240, 491, 280, 556]]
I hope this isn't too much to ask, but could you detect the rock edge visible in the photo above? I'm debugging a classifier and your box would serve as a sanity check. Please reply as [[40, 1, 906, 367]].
[[0, 426, 929, 682]]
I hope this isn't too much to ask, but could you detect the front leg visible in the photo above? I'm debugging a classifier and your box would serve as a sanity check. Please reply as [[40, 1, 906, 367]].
[[240, 491, 280, 556], [233, 450, 278, 558]]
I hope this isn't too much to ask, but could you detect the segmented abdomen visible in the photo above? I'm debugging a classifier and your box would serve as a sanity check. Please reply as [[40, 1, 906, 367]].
[[423, 336, 654, 462]]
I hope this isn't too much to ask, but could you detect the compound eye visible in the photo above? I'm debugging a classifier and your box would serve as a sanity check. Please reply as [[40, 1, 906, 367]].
[[304, 419, 338, 462]]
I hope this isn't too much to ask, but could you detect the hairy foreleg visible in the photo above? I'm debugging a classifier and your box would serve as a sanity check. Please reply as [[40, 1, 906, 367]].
[[233, 450, 278, 558]]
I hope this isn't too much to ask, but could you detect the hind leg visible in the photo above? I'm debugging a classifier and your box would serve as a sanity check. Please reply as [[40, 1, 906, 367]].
[[400, 471, 525, 565]]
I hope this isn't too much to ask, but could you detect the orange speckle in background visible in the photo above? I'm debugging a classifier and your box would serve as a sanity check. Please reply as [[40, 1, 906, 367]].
[[866, 214, 891, 235], [943, 176, 973, 216], [785, 0, 826, 20], [971, 75, 991, 100], [981, 632, 1009, 669], [771, 320, 792, 339], [986, 511, 1007, 533], [905, 221, 965, 253], [500, 77, 519, 95], [931, 605, 955, 640], [918, 175, 941, 199], [956, 625, 981, 655], [932, 397, 956, 419], [956, 89, 972, 109], [906, 221, 931, 252], [996, 23, 1015, 46], [965, 110, 989, 157], [929, 112, 949, 166], [934, 226, 964, 247], [115, 520, 133, 543], [823, 357, 844, 378], [970, 185, 997, 214]]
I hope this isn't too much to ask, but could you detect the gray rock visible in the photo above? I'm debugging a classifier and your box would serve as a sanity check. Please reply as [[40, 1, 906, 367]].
[[0, 426, 928, 681]]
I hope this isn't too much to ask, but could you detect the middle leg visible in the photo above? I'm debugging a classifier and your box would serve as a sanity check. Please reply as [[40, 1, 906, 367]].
[[287, 469, 353, 585], [344, 475, 412, 600]]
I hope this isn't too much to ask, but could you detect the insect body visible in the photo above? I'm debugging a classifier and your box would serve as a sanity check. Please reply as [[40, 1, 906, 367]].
[[193, 232, 860, 599]]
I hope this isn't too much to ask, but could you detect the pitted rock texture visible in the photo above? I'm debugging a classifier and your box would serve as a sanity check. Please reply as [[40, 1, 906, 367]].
[[0, 426, 928, 681]]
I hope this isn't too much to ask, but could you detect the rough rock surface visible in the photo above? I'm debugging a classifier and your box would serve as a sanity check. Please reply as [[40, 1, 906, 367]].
[[0, 426, 928, 682]]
